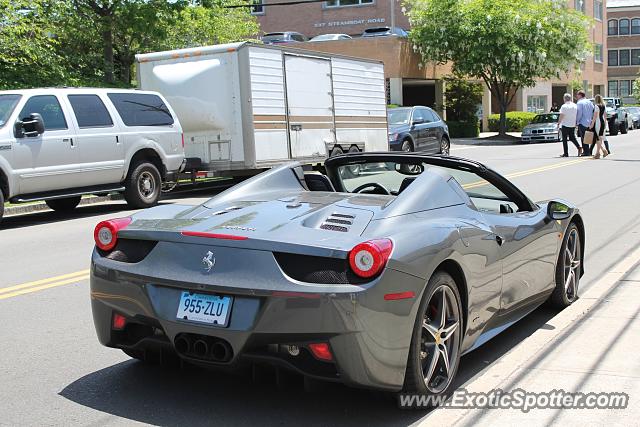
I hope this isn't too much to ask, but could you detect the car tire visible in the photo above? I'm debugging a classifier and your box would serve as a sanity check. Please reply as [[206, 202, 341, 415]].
[[45, 196, 81, 212], [609, 121, 619, 136], [549, 222, 581, 308], [330, 146, 344, 157], [346, 146, 361, 177], [124, 162, 162, 209], [401, 139, 414, 152], [0, 190, 4, 224], [403, 271, 463, 400], [440, 136, 450, 156], [620, 120, 628, 134]]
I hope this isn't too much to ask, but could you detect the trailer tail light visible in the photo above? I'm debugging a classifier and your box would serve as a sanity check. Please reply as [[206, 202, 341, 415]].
[[94, 217, 132, 252], [348, 239, 393, 279]]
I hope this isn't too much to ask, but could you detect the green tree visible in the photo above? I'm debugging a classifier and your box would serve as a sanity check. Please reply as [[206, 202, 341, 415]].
[[0, 0, 70, 89], [633, 77, 640, 102], [406, 0, 591, 135], [443, 75, 482, 122]]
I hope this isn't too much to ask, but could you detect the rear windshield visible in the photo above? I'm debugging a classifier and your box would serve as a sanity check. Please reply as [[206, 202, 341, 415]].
[[262, 34, 286, 43], [0, 94, 21, 128], [107, 93, 173, 127]]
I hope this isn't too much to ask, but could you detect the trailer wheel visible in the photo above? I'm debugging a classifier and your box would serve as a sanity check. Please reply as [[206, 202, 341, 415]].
[[346, 146, 361, 176], [330, 146, 344, 157], [124, 162, 161, 209]]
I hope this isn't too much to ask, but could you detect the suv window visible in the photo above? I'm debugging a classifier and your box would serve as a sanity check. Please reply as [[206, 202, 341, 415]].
[[419, 108, 435, 123], [0, 94, 21, 128], [427, 109, 441, 122], [107, 93, 174, 127], [68, 95, 113, 128], [19, 95, 67, 131], [412, 109, 426, 123]]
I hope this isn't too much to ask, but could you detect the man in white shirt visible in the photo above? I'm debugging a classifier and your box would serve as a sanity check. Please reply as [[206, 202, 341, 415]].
[[558, 93, 582, 157]]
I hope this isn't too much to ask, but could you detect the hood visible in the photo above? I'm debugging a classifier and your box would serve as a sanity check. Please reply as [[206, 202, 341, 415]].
[[524, 122, 558, 130]]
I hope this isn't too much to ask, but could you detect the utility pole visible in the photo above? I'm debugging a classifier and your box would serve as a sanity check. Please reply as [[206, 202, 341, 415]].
[[390, 0, 395, 29]]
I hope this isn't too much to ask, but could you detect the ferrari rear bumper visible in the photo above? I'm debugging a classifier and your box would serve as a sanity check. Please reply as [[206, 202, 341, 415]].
[[90, 252, 425, 391]]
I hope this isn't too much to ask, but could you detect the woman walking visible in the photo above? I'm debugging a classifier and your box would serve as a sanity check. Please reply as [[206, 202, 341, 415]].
[[590, 95, 609, 159]]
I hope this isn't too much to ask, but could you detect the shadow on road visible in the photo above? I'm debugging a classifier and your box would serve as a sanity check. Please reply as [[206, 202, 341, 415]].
[[59, 306, 558, 427]]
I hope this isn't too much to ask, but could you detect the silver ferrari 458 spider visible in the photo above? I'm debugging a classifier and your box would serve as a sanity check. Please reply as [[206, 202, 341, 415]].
[[90, 153, 584, 397]]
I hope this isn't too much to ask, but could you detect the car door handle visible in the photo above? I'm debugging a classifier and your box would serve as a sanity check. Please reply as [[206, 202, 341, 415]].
[[495, 235, 504, 246], [63, 137, 74, 147]]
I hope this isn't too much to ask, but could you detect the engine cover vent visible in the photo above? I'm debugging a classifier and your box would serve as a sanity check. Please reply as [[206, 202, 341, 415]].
[[320, 213, 355, 232]]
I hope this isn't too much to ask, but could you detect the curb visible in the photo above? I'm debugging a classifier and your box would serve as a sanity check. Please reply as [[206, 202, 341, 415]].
[[4, 194, 123, 217], [419, 245, 640, 426]]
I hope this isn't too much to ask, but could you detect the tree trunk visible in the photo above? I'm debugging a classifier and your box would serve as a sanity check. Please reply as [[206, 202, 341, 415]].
[[101, 17, 115, 85], [498, 100, 508, 137]]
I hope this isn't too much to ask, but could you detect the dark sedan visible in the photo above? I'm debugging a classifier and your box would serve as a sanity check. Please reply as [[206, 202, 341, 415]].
[[388, 106, 450, 155]]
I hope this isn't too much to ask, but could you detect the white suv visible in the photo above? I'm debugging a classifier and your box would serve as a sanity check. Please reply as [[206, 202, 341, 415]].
[[0, 88, 185, 222]]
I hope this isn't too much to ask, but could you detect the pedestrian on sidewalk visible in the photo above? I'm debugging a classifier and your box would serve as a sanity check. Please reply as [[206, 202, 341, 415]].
[[576, 90, 595, 156], [559, 93, 581, 157], [589, 94, 609, 159]]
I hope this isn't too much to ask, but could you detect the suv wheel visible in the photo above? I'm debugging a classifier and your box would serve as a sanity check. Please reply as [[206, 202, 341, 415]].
[[0, 190, 4, 224], [124, 162, 161, 209], [440, 137, 450, 156], [45, 196, 81, 212], [401, 139, 414, 152], [609, 121, 619, 136]]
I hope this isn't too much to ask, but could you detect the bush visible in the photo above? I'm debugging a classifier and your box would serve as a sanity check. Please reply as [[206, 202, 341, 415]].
[[446, 119, 480, 138], [487, 112, 537, 132]]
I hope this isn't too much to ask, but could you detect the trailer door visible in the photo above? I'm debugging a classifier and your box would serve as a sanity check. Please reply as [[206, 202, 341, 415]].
[[284, 55, 333, 158]]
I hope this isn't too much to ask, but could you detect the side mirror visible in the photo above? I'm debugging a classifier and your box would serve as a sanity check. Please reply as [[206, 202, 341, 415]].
[[14, 113, 45, 138], [547, 200, 572, 220], [412, 117, 424, 125]]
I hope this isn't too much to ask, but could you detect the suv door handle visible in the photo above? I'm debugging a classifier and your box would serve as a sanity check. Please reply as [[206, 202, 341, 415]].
[[63, 137, 74, 147], [495, 235, 504, 246]]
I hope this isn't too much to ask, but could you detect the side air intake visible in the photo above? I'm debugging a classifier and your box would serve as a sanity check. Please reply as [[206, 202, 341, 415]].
[[319, 213, 355, 232]]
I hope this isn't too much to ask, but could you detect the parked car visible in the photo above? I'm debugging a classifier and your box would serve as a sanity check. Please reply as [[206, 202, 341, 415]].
[[90, 153, 584, 397], [602, 97, 629, 135], [309, 34, 352, 42], [0, 88, 185, 223], [626, 106, 640, 129], [388, 106, 450, 155], [617, 107, 635, 132], [521, 113, 561, 143], [261, 32, 308, 44], [361, 26, 408, 37]]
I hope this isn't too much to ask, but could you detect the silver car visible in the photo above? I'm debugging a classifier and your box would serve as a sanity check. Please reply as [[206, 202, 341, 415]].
[[90, 153, 584, 398], [521, 113, 561, 143]]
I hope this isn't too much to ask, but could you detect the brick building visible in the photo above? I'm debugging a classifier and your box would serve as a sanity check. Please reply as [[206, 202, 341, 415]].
[[607, 0, 640, 103], [253, 0, 608, 127]]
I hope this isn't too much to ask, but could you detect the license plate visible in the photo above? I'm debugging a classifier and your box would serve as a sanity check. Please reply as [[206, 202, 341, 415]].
[[176, 292, 232, 326]]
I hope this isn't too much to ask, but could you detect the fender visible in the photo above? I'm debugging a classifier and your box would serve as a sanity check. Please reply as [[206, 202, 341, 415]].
[[0, 156, 16, 199], [122, 139, 170, 180]]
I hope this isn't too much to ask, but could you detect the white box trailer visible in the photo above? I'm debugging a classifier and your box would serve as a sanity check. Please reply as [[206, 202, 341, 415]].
[[136, 42, 388, 174]]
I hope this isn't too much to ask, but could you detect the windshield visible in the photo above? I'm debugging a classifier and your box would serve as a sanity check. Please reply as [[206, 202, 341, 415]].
[[0, 94, 21, 128], [531, 114, 559, 124], [605, 100, 616, 109], [388, 109, 412, 125]]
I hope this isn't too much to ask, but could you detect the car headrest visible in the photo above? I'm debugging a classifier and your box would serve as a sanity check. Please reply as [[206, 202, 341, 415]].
[[398, 177, 416, 194]]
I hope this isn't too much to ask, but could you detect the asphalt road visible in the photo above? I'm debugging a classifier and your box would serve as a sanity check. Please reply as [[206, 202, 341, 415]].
[[1, 133, 639, 426]]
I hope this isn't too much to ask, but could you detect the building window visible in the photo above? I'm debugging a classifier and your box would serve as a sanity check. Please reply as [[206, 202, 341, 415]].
[[608, 50, 618, 66], [527, 96, 547, 113], [632, 49, 640, 65], [608, 81, 618, 97], [594, 0, 603, 20], [620, 80, 631, 97], [632, 18, 640, 34], [250, 0, 264, 14], [594, 44, 603, 63], [608, 19, 618, 35], [620, 18, 630, 35], [574, 0, 585, 13], [620, 49, 630, 66], [325, 0, 374, 7]]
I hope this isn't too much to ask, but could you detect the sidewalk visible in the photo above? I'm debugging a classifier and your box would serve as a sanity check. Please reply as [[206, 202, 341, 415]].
[[452, 132, 523, 146], [421, 246, 640, 426]]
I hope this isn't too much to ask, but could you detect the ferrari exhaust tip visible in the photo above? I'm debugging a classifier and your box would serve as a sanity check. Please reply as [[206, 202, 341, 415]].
[[174, 336, 191, 354], [193, 339, 209, 357], [211, 341, 232, 362]]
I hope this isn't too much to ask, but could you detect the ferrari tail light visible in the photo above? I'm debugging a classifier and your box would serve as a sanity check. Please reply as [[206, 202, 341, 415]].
[[94, 217, 132, 252], [348, 238, 393, 279], [308, 342, 333, 361], [112, 312, 127, 330]]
